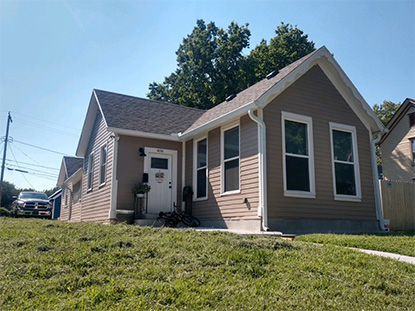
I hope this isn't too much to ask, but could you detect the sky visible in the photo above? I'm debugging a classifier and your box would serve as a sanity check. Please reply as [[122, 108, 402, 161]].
[[0, 0, 414, 191]]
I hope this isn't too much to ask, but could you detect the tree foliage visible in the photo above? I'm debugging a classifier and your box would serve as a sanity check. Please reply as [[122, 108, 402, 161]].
[[373, 100, 400, 126], [148, 21, 315, 110]]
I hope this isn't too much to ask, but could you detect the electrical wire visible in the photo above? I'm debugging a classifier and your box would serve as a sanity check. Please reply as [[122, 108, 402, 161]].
[[8, 145, 35, 188], [10, 111, 81, 132], [6, 167, 57, 181], [5, 159, 59, 171], [12, 140, 70, 156], [11, 142, 44, 165], [12, 117, 79, 137], [6, 163, 58, 178]]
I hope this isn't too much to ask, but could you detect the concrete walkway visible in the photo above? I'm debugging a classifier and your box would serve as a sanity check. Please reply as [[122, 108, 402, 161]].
[[349, 248, 415, 265]]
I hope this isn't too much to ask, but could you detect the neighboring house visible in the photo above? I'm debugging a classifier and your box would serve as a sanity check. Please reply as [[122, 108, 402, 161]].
[[57, 156, 84, 221], [65, 46, 387, 233], [49, 189, 62, 220], [380, 98, 415, 182]]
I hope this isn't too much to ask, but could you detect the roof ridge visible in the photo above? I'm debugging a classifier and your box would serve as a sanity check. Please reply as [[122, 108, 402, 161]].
[[93, 89, 206, 113]]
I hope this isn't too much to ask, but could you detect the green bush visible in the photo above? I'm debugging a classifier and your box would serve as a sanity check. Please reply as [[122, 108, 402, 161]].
[[0, 207, 11, 217]]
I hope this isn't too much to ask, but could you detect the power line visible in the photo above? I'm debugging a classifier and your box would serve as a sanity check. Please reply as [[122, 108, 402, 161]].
[[8, 145, 35, 189], [11, 142, 44, 166], [6, 167, 57, 181], [12, 140, 70, 156], [9, 111, 81, 132], [6, 163, 58, 178], [5, 159, 59, 171], [12, 117, 79, 137]]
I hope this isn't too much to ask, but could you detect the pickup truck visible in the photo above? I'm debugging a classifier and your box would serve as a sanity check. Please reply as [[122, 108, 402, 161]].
[[11, 192, 53, 218]]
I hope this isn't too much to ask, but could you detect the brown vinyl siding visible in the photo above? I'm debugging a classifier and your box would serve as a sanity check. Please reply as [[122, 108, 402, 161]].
[[382, 105, 415, 181], [81, 110, 113, 222], [60, 187, 70, 221], [116, 135, 182, 211], [265, 64, 376, 221], [189, 115, 259, 220]]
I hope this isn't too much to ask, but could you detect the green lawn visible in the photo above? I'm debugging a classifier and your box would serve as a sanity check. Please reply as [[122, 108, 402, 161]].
[[296, 232, 415, 257], [1, 218, 414, 310]]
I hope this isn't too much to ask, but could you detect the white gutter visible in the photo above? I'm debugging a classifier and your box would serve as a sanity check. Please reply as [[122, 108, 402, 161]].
[[247, 106, 269, 231], [107, 127, 180, 142], [109, 134, 119, 219], [370, 131, 386, 231]]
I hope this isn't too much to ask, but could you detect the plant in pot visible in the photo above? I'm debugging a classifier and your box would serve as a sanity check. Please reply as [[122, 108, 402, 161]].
[[132, 183, 151, 198]]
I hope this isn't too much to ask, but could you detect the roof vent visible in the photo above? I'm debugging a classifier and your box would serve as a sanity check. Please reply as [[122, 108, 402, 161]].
[[226, 94, 236, 102], [266, 70, 279, 79]]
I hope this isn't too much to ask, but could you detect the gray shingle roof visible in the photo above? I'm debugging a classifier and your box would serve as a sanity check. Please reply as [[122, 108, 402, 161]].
[[183, 48, 320, 134], [94, 90, 206, 135], [63, 156, 83, 178]]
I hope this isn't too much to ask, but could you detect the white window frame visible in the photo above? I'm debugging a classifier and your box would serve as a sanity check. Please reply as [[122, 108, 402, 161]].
[[193, 136, 208, 201], [87, 152, 94, 192], [281, 111, 315, 198], [99, 144, 107, 187], [329, 122, 362, 202], [221, 121, 241, 195]]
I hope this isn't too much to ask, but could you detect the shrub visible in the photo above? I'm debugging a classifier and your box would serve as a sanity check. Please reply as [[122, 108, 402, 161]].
[[0, 207, 11, 217]]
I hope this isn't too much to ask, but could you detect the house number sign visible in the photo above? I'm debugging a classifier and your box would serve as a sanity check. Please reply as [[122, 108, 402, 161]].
[[155, 171, 164, 184]]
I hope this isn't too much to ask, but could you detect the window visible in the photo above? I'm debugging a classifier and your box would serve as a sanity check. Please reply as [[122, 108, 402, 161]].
[[87, 153, 94, 190], [282, 112, 315, 198], [411, 138, 415, 166], [409, 113, 415, 128], [99, 145, 107, 185], [72, 181, 81, 204], [64, 188, 69, 206], [151, 158, 168, 169], [194, 137, 208, 199], [222, 124, 240, 194], [330, 123, 361, 201]]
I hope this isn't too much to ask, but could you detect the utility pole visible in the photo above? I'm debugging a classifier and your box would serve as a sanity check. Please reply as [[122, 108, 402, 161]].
[[0, 112, 12, 207]]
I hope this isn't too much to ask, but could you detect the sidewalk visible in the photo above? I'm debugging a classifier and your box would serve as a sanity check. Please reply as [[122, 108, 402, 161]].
[[350, 248, 415, 265]]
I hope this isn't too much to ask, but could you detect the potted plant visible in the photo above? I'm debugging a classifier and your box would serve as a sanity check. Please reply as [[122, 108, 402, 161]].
[[132, 183, 151, 198]]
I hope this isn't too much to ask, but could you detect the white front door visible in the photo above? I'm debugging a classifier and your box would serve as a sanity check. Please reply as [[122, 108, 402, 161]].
[[146, 152, 173, 214]]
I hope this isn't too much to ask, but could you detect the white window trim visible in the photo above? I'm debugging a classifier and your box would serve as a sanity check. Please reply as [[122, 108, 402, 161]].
[[221, 121, 241, 195], [87, 152, 94, 192], [329, 122, 362, 202], [99, 144, 107, 187], [193, 136, 208, 201], [281, 111, 316, 198]]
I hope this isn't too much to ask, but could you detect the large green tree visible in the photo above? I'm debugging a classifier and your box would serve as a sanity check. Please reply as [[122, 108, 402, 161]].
[[148, 21, 315, 109]]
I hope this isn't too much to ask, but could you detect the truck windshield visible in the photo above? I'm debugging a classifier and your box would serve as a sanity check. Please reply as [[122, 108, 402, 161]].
[[19, 192, 49, 200]]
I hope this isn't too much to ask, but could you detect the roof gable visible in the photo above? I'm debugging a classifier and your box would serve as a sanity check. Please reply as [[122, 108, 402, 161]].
[[180, 46, 385, 139], [380, 98, 415, 144], [57, 156, 83, 186]]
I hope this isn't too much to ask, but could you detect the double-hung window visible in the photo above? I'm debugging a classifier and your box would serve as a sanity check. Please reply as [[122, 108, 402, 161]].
[[410, 138, 415, 166], [282, 112, 315, 198], [222, 124, 240, 194], [194, 137, 208, 200], [87, 153, 94, 191], [329, 123, 361, 201], [99, 145, 107, 186]]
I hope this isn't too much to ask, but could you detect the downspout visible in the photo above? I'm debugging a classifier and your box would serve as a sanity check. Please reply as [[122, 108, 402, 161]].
[[109, 134, 119, 220], [370, 132, 385, 231], [248, 107, 269, 231]]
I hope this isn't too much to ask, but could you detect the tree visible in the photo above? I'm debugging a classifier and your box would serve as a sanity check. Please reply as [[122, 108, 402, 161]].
[[43, 186, 60, 197], [148, 21, 315, 110], [373, 100, 400, 126], [373, 100, 401, 166], [0, 181, 19, 208]]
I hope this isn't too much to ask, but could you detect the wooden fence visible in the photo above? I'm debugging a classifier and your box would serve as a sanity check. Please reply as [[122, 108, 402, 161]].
[[380, 180, 415, 231]]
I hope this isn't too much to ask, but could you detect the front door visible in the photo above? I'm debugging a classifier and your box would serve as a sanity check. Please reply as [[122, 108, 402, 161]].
[[146, 153, 173, 214]]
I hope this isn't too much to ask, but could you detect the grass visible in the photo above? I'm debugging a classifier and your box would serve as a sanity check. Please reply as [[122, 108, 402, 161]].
[[296, 232, 415, 257], [0, 218, 414, 310]]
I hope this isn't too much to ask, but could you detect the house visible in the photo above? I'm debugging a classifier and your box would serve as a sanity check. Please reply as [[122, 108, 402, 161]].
[[66, 46, 387, 233], [48, 189, 62, 219], [380, 98, 415, 182], [57, 156, 83, 221]]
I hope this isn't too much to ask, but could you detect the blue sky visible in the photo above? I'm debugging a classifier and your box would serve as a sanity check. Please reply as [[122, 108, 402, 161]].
[[0, 0, 414, 191]]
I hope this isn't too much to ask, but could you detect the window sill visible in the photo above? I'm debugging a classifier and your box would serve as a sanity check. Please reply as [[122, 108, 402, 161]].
[[221, 190, 241, 197], [334, 195, 362, 202], [99, 182, 106, 189], [87, 188, 93, 193], [194, 197, 208, 202], [284, 191, 316, 199]]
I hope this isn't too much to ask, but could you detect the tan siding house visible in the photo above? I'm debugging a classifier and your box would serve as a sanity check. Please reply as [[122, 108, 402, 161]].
[[380, 98, 415, 182], [59, 46, 387, 233]]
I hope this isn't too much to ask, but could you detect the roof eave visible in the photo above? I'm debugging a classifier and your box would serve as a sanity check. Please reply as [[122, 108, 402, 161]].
[[108, 127, 180, 141]]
